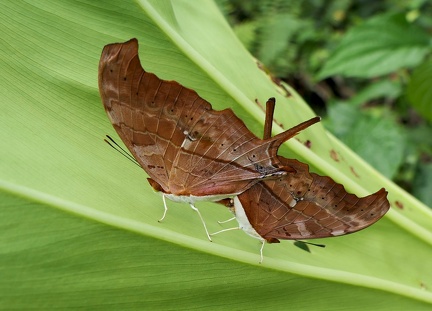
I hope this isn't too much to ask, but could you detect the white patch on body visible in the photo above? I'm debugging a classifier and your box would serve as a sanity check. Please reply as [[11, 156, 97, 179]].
[[163, 192, 238, 204], [232, 196, 265, 241]]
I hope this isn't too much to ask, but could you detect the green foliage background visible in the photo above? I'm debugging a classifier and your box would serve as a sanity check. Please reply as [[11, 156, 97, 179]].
[[1, 0, 432, 309]]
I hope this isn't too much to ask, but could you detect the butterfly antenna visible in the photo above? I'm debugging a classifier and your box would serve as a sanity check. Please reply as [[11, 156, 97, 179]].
[[303, 241, 325, 248], [294, 240, 326, 253], [104, 135, 141, 168]]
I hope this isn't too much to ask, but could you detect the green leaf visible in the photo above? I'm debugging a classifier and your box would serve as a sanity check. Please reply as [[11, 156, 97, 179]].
[[349, 79, 402, 107], [255, 14, 304, 66], [1, 0, 432, 309], [407, 60, 432, 122], [232, 21, 259, 50], [324, 101, 360, 137], [325, 103, 406, 179], [317, 13, 430, 79], [413, 162, 432, 208]]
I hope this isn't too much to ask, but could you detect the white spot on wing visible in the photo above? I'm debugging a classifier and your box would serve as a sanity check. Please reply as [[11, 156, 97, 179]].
[[181, 131, 188, 148], [331, 229, 345, 236], [296, 222, 310, 236]]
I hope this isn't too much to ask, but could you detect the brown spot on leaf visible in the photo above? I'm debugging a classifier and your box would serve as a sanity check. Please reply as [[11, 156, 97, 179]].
[[330, 149, 340, 162], [395, 200, 404, 209], [350, 166, 360, 178], [255, 60, 290, 97]]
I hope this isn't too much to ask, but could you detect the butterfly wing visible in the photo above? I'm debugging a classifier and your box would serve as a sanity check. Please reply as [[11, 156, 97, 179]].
[[99, 39, 175, 190], [99, 39, 319, 197], [98, 39, 272, 195], [238, 158, 390, 242]]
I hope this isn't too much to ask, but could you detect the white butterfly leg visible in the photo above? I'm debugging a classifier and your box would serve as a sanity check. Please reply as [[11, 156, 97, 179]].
[[210, 227, 240, 236], [259, 240, 265, 264], [217, 216, 236, 224], [212, 228, 266, 263], [190, 204, 212, 242], [158, 194, 169, 222]]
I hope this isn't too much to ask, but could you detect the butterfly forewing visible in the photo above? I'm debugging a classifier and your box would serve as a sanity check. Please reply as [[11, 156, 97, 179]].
[[99, 39, 319, 197]]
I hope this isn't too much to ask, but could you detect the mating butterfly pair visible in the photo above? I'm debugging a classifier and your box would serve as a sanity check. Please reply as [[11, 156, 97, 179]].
[[98, 39, 389, 262]]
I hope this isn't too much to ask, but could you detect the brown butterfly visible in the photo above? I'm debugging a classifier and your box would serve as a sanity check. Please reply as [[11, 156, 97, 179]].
[[98, 38, 319, 239], [214, 100, 390, 262]]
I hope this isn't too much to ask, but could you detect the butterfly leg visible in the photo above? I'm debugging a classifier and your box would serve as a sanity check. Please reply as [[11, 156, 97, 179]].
[[189, 204, 212, 242], [210, 226, 239, 236], [259, 240, 265, 264], [217, 216, 236, 224], [158, 194, 169, 222]]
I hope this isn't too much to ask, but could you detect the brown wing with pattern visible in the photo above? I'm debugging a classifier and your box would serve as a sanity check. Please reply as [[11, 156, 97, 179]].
[[98, 38, 319, 197], [238, 157, 390, 242]]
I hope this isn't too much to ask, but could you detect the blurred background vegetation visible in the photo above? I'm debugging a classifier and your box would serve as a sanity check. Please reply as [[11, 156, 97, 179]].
[[215, 0, 432, 207]]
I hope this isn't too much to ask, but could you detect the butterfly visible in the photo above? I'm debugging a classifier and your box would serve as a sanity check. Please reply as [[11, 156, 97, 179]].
[[98, 38, 319, 240]]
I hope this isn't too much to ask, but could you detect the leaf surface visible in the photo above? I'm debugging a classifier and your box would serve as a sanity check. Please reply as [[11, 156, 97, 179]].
[[317, 13, 430, 79], [1, 1, 432, 309]]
